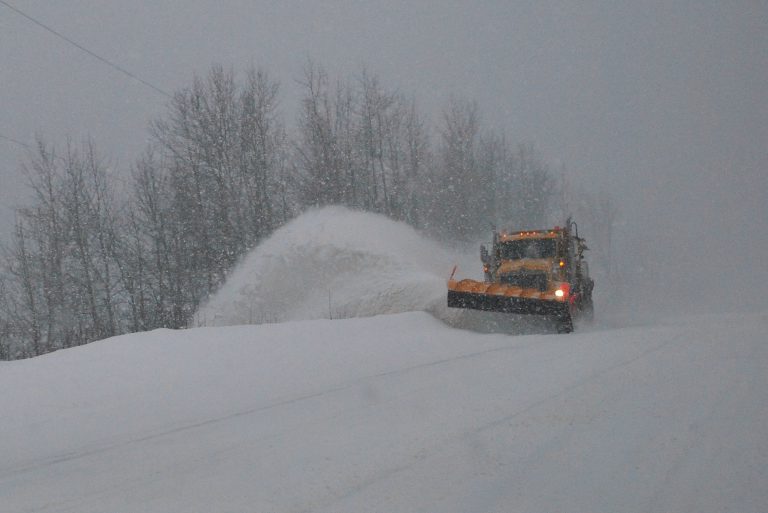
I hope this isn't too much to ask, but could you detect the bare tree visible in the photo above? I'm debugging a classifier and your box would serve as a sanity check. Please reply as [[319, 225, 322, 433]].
[[1, 138, 124, 355], [146, 63, 288, 322], [428, 96, 489, 241], [295, 61, 352, 207], [6, 220, 43, 355], [27, 142, 66, 344], [357, 69, 425, 220], [239, 67, 289, 240], [295, 63, 429, 224], [497, 143, 555, 229]]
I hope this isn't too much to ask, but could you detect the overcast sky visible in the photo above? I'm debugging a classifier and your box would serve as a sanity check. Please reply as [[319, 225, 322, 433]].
[[2, 1, 766, 312]]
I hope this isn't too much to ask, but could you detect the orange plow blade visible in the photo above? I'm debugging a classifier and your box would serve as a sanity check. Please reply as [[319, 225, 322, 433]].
[[447, 279, 568, 317]]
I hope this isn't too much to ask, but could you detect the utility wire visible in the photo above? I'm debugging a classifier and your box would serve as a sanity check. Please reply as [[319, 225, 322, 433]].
[[0, 0, 172, 99]]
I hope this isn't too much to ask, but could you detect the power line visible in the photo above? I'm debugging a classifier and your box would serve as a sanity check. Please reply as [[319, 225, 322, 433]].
[[0, 0, 172, 99]]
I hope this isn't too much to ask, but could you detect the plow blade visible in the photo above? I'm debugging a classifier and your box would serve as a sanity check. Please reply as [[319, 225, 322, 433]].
[[447, 289, 568, 316], [447, 279, 569, 318]]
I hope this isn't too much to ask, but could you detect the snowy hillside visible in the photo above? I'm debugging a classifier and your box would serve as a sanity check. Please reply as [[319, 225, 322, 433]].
[[3, 208, 767, 512]]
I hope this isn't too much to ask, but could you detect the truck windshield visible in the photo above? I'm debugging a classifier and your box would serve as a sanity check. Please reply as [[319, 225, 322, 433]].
[[499, 239, 556, 260]]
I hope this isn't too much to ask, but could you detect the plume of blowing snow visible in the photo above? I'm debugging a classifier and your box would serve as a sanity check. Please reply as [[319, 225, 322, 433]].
[[196, 207, 476, 326]]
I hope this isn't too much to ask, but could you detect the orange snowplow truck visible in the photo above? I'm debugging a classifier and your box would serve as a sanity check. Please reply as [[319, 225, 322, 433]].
[[447, 219, 594, 333]]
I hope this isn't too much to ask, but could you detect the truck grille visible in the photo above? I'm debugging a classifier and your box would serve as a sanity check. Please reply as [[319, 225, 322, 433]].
[[500, 271, 548, 292]]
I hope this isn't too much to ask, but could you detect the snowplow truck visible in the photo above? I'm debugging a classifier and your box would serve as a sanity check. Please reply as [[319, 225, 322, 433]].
[[447, 220, 594, 333]]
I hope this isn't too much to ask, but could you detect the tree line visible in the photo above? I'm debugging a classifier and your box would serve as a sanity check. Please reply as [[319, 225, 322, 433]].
[[0, 62, 612, 359]]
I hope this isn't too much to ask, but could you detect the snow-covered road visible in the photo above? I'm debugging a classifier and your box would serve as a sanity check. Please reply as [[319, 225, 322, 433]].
[[2, 311, 766, 512]]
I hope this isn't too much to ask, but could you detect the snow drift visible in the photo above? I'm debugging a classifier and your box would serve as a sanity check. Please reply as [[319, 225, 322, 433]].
[[196, 207, 478, 327]]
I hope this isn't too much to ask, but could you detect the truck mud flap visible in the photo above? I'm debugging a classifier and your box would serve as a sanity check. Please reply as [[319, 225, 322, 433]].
[[447, 289, 569, 317]]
